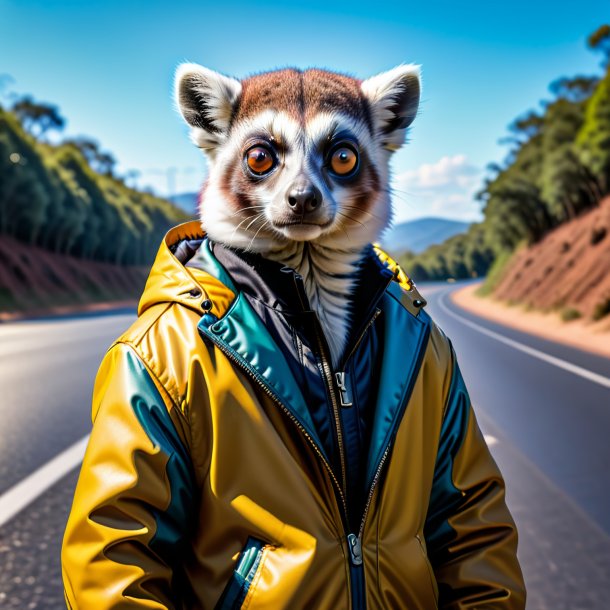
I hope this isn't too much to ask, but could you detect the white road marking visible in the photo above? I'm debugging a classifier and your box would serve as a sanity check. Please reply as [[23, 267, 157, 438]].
[[0, 435, 89, 528], [484, 435, 498, 446], [438, 290, 610, 390]]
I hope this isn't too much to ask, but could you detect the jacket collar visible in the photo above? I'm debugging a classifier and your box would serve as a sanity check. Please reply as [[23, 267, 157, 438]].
[[137, 220, 237, 319], [138, 219, 427, 322], [207, 239, 396, 365]]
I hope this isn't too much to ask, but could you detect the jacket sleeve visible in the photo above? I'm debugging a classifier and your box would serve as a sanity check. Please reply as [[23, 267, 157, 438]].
[[61, 342, 196, 609], [424, 341, 526, 609]]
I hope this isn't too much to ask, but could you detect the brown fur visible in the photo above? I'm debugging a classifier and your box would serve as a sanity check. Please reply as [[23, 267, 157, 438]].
[[230, 68, 373, 132]]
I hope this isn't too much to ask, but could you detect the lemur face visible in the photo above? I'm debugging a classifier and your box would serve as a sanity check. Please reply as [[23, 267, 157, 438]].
[[175, 64, 420, 252]]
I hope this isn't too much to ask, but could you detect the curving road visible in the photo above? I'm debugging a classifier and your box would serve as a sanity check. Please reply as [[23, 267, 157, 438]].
[[0, 283, 609, 609]]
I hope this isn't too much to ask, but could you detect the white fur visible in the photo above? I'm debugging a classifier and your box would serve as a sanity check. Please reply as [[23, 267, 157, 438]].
[[266, 242, 363, 366], [360, 63, 421, 151], [174, 63, 242, 158], [174, 63, 421, 366]]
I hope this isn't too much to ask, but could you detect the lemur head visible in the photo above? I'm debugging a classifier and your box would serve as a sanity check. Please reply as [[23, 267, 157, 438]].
[[174, 63, 420, 253]]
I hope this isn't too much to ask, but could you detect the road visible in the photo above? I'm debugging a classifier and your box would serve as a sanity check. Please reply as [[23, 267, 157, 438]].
[[0, 283, 609, 609]]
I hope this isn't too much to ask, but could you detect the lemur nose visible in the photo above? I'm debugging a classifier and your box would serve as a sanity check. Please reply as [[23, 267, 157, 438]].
[[286, 179, 322, 215]]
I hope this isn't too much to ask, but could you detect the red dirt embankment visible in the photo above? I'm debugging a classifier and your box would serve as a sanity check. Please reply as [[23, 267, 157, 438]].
[[492, 196, 610, 320], [0, 235, 147, 320], [451, 197, 610, 358], [452, 283, 610, 358]]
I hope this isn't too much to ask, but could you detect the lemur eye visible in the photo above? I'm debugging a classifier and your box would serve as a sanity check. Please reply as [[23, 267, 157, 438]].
[[245, 146, 275, 175], [329, 146, 358, 176]]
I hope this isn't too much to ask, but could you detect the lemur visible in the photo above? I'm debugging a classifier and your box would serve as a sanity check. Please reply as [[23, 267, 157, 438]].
[[174, 63, 421, 366]]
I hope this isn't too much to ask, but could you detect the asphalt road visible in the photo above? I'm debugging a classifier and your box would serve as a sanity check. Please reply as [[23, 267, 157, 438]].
[[0, 311, 136, 495], [424, 281, 610, 534], [0, 282, 609, 609]]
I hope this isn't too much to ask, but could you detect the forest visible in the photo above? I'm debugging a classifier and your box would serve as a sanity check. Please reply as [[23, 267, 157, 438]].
[[0, 94, 187, 266], [400, 25, 610, 282]]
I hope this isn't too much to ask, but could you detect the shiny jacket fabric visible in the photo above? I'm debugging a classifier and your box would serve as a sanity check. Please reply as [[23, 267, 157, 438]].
[[61, 220, 526, 609]]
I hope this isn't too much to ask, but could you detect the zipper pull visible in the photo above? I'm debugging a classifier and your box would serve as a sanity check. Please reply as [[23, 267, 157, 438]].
[[335, 371, 352, 407], [347, 533, 363, 566]]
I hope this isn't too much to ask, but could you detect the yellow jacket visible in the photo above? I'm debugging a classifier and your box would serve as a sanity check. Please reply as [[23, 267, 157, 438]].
[[61, 220, 525, 609]]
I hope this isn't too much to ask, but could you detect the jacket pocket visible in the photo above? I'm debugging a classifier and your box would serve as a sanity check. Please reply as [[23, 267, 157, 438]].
[[215, 536, 270, 610], [415, 534, 439, 607]]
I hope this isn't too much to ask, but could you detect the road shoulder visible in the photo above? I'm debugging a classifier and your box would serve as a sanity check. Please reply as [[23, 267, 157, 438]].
[[0, 300, 138, 323], [451, 283, 610, 360]]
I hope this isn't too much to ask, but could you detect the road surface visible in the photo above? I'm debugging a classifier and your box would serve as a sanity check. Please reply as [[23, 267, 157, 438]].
[[0, 282, 608, 609]]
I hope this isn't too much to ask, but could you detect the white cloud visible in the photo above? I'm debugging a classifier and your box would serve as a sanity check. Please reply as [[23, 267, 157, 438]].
[[391, 154, 484, 223]]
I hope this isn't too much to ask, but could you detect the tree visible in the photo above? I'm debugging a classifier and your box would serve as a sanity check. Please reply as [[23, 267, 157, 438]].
[[64, 137, 117, 177], [0, 110, 52, 243], [576, 69, 610, 194], [96, 151, 117, 177], [588, 25, 610, 68], [549, 76, 599, 103], [11, 96, 65, 140], [541, 97, 596, 221]]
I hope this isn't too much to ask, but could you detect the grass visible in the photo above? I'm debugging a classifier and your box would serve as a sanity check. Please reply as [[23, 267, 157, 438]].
[[560, 307, 583, 322], [476, 249, 515, 297], [593, 298, 610, 321]]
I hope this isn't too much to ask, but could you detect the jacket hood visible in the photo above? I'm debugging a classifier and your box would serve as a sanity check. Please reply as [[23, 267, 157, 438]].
[[137, 220, 237, 319], [137, 219, 427, 319]]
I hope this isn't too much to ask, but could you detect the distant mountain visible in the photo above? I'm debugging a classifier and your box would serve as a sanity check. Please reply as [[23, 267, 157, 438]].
[[170, 192, 199, 216], [379, 217, 470, 255]]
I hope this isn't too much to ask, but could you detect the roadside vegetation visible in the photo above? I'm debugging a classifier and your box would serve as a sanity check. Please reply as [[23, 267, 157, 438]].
[[0, 96, 188, 266], [400, 25, 610, 284]]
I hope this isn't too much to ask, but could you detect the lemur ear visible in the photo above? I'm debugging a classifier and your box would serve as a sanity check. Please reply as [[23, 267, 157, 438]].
[[174, 62, 242, 152], [360, 64, 421, 152]]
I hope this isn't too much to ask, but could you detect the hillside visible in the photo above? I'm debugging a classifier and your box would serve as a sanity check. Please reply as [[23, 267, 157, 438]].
[[489, 196, 610, 320], [379, 217, 470, 254], [0, 107, 188, 266], [0, 102, 189, 314], [0, 234, 149, 317]]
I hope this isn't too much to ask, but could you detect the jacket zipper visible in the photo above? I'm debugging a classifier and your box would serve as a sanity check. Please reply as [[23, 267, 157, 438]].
[[334, 310, 381, 410], [307, 296, 386, 609], [339, 308, 385, 545], [311, 320, 372, 609], [358, 444, 391, 541], [351, 319, 433, 569], [290, 272, 349, 502], [340, 308, 381, 369], [312, 323, 348, 497], [335, 372, 353, 407], [204, 323, 373, 608], [202, 291, 385, 609], [310, 307, 386, 610]]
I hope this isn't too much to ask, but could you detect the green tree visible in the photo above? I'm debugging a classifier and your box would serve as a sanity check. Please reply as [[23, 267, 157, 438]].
[[0, 109, 52, 243], [541, 95, 597, 220], [576, 69, 610, 193], [588, 24, 610, 67], [64, 137, 117, 177], [11, 96, 66, 140], [549, 76, 599, 102]]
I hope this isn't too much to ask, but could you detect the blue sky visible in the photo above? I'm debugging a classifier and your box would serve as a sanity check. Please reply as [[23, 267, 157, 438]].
[[1, 0, 607, 222]]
